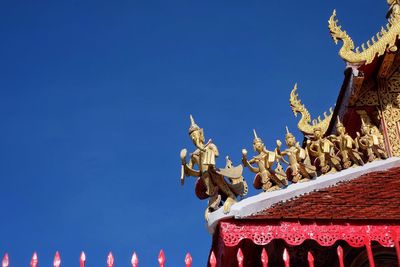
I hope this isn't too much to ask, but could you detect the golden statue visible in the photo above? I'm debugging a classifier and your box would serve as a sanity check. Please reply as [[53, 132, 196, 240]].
[[329, 117, 364, 169], [307, 127, 342, 174], [356, 119, 388, 162], [180, 115, 247, 220], [242, 130, 288, 192], [276, 127, 317, 183]]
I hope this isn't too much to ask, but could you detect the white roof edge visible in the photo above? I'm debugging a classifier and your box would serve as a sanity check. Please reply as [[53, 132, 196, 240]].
[[206, 157, 400, 234]]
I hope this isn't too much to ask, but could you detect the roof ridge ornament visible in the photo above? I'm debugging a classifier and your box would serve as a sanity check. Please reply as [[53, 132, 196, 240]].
[[289, 83, 333, 137], [329, 3, 400, 65]]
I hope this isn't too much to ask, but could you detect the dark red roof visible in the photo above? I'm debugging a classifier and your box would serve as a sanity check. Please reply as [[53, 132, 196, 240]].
[[247, 166, 400, 220]]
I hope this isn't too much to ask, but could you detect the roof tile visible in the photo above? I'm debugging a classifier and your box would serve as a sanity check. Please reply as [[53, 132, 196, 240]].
[[248, 166, 400, 220]]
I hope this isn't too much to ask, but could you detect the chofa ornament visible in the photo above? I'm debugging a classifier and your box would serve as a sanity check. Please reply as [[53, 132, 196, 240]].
[[329, 0, 400, 65], [290, 83, 334, 137]]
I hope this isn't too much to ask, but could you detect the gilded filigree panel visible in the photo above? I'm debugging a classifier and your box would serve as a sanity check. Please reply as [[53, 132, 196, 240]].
[[355, 90, 379, 106], [387, 70, 400, 92], [378, 69, 400, 156]]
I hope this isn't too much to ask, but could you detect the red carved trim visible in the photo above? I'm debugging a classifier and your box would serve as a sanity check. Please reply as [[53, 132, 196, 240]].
[[220, 221, 400, 248]]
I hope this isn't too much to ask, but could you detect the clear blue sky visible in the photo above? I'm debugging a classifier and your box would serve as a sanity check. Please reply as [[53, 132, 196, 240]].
[[0, 1, 387, 266]]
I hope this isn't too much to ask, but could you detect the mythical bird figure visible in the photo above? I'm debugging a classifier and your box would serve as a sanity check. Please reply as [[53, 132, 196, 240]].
[[276, 127, 317, 183], [180, 115, 247, 220], [329, 7, 400, 65], [242, 130, 288, 192], [290, 83, 334, 137]]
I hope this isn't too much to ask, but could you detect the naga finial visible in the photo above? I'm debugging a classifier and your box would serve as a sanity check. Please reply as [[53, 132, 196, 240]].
[[290, 83, 334, 137], [329, 6, 400, 65]]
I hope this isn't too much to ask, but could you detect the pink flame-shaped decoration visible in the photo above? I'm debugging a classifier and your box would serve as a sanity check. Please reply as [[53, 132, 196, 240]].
[[30, 252, 38, 267], [237, 248, 244, 267], [337, 246, 344, 267], [209, 251, 216, 267], [283, 248, 290, 267], [185, 253, 192, 267], [2, 253, 9, 267], [307, 252, 314, 267], [261, 248, 268, 267], [131, 252, 138, 267], [53, 251, 61, 267], [80, 252, 86, 267], [107, 252, 114, 267], [158, 250, 165, 267]]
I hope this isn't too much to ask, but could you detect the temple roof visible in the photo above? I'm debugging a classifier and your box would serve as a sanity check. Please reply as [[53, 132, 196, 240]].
[[248, 165, 400, 220], [207, 157, 400, 233]]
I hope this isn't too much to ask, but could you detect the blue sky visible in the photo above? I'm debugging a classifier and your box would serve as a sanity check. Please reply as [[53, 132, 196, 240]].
[[0, 1, 387, 266]]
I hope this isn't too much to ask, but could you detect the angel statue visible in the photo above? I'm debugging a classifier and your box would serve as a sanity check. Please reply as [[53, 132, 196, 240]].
[[242, 130, 288, 192], [356, 118, 388, 162], [329, 117, 364, 169], [276, 127, 317, 183], [179, 115, 247, 220], [307, 127, 342, 174]]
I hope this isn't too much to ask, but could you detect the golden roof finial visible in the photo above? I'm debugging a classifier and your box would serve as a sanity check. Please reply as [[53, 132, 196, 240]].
[[329, 5, 400, 65], [189, 114, 201, 134], [290, 83, 333, 137]]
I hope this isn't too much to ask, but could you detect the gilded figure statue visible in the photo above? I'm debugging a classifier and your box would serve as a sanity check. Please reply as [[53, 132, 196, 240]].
[[242, 130, 288, 192], [276, 127, 317, 183], [356, 119, 388, 162], [180, 115, 247, 220], [307, 127, 342, 174], [329, 117, 364, 169]]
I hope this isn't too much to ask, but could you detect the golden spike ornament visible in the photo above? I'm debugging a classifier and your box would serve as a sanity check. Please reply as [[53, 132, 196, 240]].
[[290, 83, 334, 137], [180, 115, 247, 220], [329, 5, 400, 65]]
